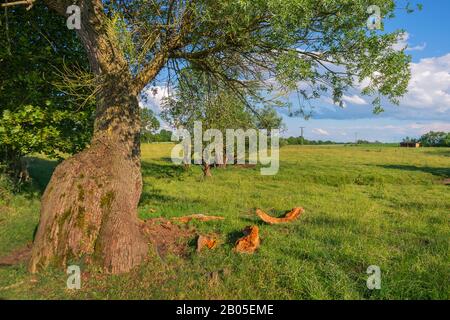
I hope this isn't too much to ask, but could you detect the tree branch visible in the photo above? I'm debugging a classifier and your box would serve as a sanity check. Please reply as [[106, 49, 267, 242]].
[[1, 0, 35, 10]]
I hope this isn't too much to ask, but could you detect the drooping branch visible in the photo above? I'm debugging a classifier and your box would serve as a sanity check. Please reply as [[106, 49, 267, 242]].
[[1, 0, 35, 10]]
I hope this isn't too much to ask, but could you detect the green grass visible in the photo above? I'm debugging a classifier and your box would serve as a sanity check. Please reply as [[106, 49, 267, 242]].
[[0, 145, 449, 299]]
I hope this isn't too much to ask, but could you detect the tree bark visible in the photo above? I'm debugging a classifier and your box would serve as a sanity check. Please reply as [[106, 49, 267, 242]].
[[30, 1, 153, 274], [29, 0, 184, 273], [29, 72, 149, 273], [202, 162, 212, 177]]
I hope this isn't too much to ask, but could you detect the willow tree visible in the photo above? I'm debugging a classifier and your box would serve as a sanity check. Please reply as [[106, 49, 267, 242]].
[[8, 0, 411, 273]]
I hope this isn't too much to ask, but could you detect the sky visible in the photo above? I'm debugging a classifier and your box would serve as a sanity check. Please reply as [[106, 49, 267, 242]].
[[142, 0, 450, 142]]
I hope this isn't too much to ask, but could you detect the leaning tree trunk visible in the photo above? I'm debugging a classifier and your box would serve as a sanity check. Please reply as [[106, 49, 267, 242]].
[[202, 162, 212, 177], [30, 0, 174, 274], [29, 76, 148, 274]]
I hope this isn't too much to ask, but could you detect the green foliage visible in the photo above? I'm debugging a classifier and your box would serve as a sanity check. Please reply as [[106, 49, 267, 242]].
[[419, 131, 450, 147], [161, 68, 286, 135], [105, 0, 412, 113], [0, 105, 92, 159], [141, 129, 173, 143], [0, 4, 94, 177], [254, 106, 286, 132], [140, 108, 161, 143], [282, 136, 342, 146], [402, 136, 418, 144]]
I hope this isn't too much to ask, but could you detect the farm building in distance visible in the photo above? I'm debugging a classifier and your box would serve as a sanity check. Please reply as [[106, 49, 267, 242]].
[[400, 142, 421, 148]]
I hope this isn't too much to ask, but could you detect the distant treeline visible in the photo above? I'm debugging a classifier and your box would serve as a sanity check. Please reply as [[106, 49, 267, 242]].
[[141, 131, 450, 147], [141, 129, 173, 143], [280, 137, 385, 146], [403, 131, 450, 147], [281, 137, 343, 145]]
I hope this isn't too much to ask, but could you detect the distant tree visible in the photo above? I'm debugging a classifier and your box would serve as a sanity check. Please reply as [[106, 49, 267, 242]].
[[402, 136, 418, 143], [254, 106, 286, 135], [282, 136, 343, 146], [155, 129, 173, 142], [162, 69, 256, 176], [140, 108, 160, 143], [419, 131, 450, 147]]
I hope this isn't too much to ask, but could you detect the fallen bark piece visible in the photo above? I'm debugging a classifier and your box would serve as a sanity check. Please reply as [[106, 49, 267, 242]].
[[172, 214, 225, 223], [235, 226, 260, 254], [256, 207, 304, 225], [197, 235, 218, 252]]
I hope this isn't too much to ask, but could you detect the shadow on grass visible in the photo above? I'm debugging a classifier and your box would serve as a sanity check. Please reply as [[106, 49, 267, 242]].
[[139, 188, 180, 205], [376, 164, 450, 179], [424, 149, 450, 157], [226, 230, 245, 245], [25, 157, 58, 195], [141, 161, 186, 179]]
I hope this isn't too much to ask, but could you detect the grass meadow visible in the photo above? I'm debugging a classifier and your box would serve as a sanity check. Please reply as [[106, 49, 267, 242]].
[[0, 144, 449, 299]]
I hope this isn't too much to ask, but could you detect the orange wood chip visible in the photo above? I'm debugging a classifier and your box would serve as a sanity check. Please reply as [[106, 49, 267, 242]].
[[197, 235, 218, 252], [256, 207, 304, 224], [235, 226, 260, 254]]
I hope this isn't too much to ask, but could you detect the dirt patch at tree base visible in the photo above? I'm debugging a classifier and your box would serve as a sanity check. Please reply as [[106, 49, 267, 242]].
[[141, 218, 196, 258]]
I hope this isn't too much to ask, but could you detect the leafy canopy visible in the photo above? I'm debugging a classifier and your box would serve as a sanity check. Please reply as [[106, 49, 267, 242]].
[[100, 0, 412, 112]]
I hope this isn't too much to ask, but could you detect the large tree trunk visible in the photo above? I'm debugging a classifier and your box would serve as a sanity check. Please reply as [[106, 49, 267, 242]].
[[29, 75, 148, 274], [30, 0, 173, 274]]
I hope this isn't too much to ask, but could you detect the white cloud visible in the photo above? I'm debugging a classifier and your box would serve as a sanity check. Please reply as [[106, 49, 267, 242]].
[[139, 85, 170, 111], [406, 43, 427, 52], [342, 94, 368, 105], [312, 128, 330, 136], [392, 32, 410, 51], [401, 53, 450, 113], [393, 32, 426, 52], [308, 53, 450, 121]]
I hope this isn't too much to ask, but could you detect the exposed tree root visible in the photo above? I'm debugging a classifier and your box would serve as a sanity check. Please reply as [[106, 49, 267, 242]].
[[256, 207, 304, 225], [235, 226, 260, 254]]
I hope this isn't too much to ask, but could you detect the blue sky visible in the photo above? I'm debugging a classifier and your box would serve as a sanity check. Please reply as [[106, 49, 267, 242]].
[[144, 1, 450, 142], [281, 0, 450, 142]]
